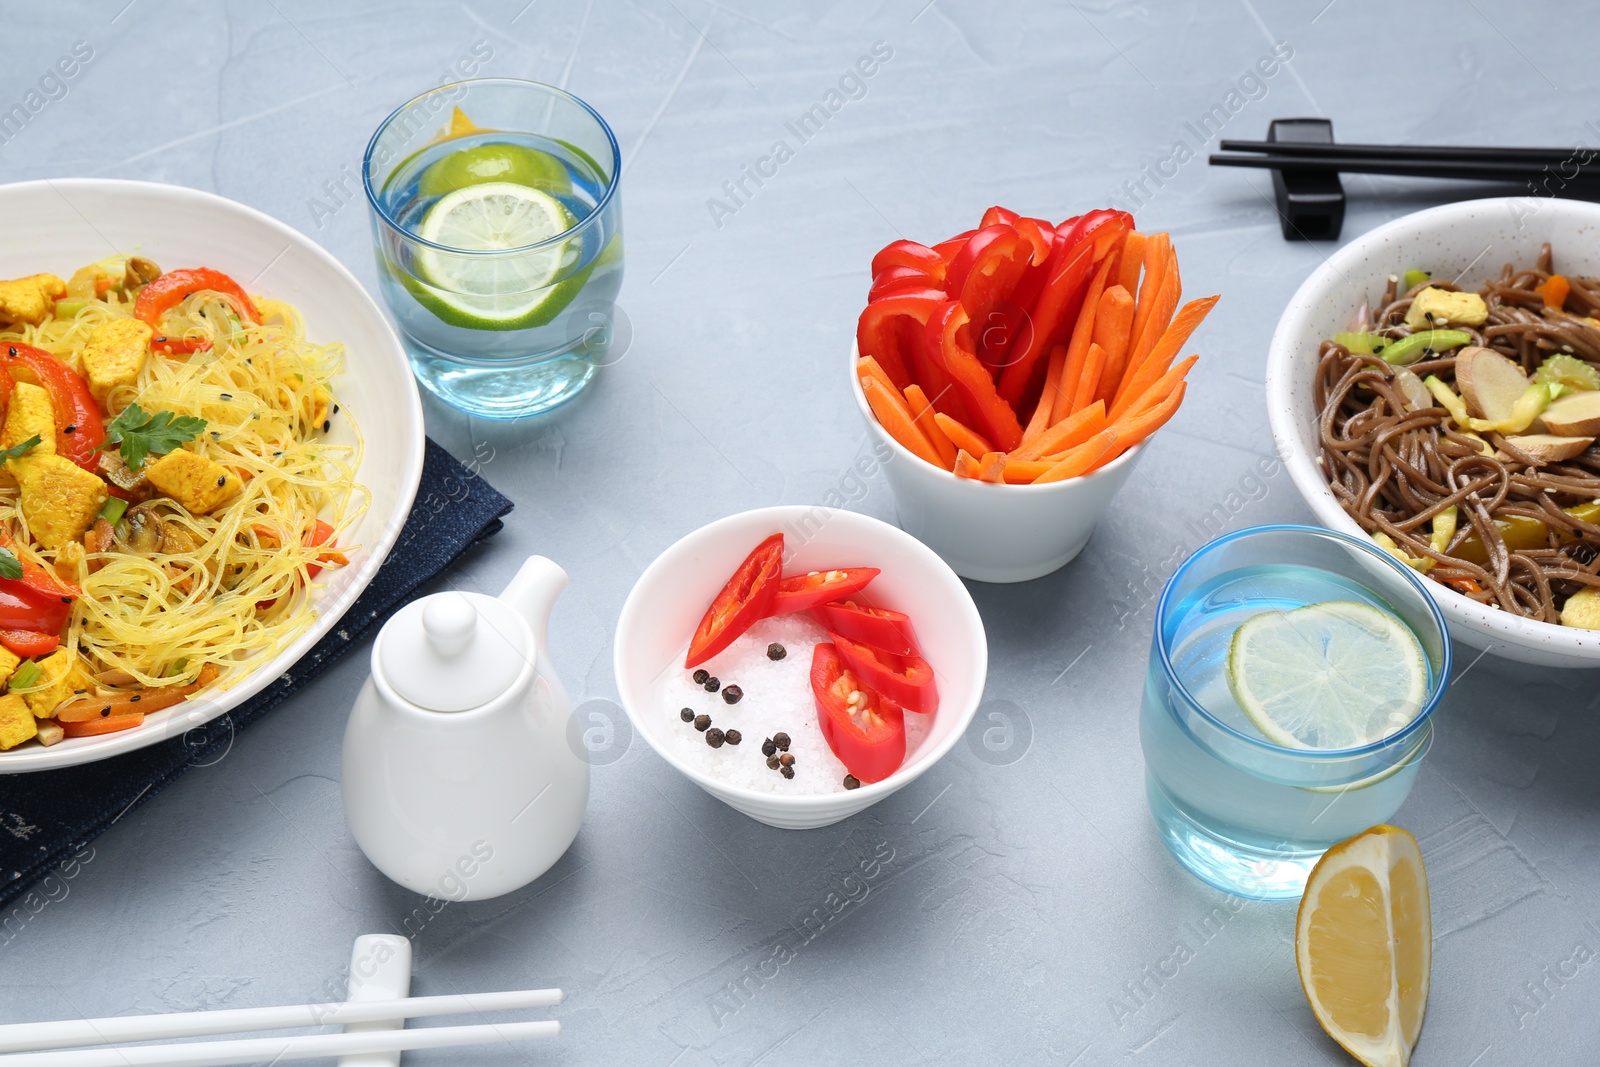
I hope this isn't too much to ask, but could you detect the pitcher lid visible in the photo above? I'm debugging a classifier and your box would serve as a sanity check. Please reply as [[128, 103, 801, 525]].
[[377, 591, 532, 712]]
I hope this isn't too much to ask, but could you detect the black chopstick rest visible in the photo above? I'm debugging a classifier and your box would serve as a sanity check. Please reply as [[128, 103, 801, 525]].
[[1265, 118, 1344, 241]]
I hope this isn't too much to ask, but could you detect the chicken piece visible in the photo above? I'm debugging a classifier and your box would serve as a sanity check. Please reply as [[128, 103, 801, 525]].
[[10, 453, 108, 549], [52, 541, 85, 586], [0, 694, 35, 749], [22, 649, 95, 719], [145, 448, 239, 514], [80, 319, 153, 404], [1404, 287, 1489, 330], [0, 382, 55, 456], [0, 274, 67, 326], [0, 646, 20, 690]]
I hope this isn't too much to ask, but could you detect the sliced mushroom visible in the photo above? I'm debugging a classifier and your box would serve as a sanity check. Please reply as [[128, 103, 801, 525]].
[[97, 449, 152, 500], [123, 256, 161, 290]]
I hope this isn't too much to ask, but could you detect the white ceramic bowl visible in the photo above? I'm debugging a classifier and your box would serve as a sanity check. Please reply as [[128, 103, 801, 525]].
[[1266, 196, 1600, 668], [0, 178, 424, 770], [614, 506, 987, 829], [850, 343, 1145, 583]]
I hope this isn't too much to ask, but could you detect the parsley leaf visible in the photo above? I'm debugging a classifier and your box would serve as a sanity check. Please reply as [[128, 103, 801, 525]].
[[0, 435, 42, 464], [0, 549, 22, 582], [96, 403, 207, 469]]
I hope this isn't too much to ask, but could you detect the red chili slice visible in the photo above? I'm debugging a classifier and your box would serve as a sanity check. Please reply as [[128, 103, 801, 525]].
[[684, 533, 784, 668], [830, 632, 939, 715], [768, 567, 878, 617], [811, 642, 906, 784], [810, 600, 920, 658]]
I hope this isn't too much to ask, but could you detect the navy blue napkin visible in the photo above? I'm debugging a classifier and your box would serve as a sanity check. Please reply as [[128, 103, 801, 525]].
[[0, 438, 512, 914]]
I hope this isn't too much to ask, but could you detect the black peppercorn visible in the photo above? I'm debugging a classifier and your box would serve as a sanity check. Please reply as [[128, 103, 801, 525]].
[[767, 643, 786, 661], [722, 684, 743, 704], [679, 707, 694, 723], [773, 732, 791, 751], [779, 753, 795, 768], [693, 714, 711, 732], [705, 727, 725, 748], [843, 775, 860, 790], [780, 765, 795, 779], [703, 677, 720, 693], [766, 754, 781, 770], [761, 737, 777, 757], [692, 669, 709, 684], [724, 729, 742, 746]]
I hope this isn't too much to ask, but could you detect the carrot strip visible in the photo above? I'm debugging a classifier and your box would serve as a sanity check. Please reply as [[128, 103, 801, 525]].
[[1101, 380, 1187, 463], [1013, 400, 1107, 461], [1051, 255, 1118, 423], [1071, 343, 1107, 415], [1090, 286, 1136, 405], [1033, 429, 1120, 483], [861, 375, 943, 466], [1003, 458, 1054, 483], [1110, 295, 1218, 418], [904, 383, 958, 468], [952, 449, 983, 479], [1116, 231, 1146, 296], [1122, 244, 1180, 393], [1119, 355, 1197, 422], [61, 712, 144, 738], [1022, 344, 1068, 445], [977, 451, 1007, 483], [1125, 233, 1171, 364], [856, 355, 899, 399], [934, 412, 995, 458]]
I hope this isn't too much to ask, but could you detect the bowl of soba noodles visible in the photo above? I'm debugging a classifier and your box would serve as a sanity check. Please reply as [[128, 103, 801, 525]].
[[1266, 197, 1600, 668]]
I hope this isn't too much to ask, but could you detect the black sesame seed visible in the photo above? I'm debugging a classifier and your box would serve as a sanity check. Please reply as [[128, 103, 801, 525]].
[[60, 596, 71, 603], [99, 706, 111, 717], [705, 727, 725, 748], [723, 729, 742, 746], [703, 677, 720, 693], [210, 432, 221, 439], [779, 753, 795, 768], [323, 420, 331, 432], [129, 695, 140, 703], [216, 476, 227, 487], [72, 688, 85, 695], [721, 684, 743, 704], [766, 754, 781, 770], [761, 737, 777, 757], [766, 642, 786, 660], [693, 713, 711, 732], [6, 347, 14, 356], [333, 404, 340, 414], [679, 707, 694, 723], [780, 765, 795, 779], [62, 424, 76, 434], [692, 669, 709, 684], [843, 775, 860, 790], [773, 732, 791, 751], [220, 393, 233, 400]]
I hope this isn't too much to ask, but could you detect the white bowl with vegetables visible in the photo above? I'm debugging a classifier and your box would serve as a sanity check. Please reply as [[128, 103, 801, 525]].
[[1267, 196, 1600, 668]]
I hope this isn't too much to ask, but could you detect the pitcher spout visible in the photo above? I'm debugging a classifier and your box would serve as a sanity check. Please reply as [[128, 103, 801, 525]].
[[499, 555, 568, 676]]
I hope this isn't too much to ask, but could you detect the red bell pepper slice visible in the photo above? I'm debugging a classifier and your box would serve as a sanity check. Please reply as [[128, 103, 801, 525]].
[[0, 630, 60, 657], [980, 205, 1021, 229], [870, 240, 946, 284], [830, 632, 939, 715], [3, 343, 106, 472], [684, 532, 784, 668], [944, 224, 1017, 300], [811, 642, 906, 784], [932, 231, 974, 265], [811, 599, 920, 657], [1007, 217, 1060, 313], [868, 265, 940, 303], [1056, 209, 1135, 261], [304, 519, 348, 579], [134, 268, 261, 355], [954, 227, 1037, 375], [855, 288, 946, 394], [924, 300, 1024, 452], [768, 567, 878, 617]]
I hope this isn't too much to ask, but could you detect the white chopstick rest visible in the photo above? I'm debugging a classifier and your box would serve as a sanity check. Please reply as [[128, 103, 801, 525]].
[[339, 934, 411, 1067]]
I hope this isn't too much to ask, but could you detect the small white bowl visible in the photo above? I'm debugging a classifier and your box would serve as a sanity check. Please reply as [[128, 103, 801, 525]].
[[850, 342, 1145, 583], [614, 506, 987, 829], [1266, 196, 1600, 668]]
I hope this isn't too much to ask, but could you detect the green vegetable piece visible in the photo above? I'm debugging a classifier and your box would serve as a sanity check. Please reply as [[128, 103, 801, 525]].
[[98, 497, 128, 527], [10, 660, 41, 689], [1382, 329, 1473, 366], [96, 402, 207, 470], [1403, 269, 1433, 291], [52, 300, 89, 318], [0, 435, 43, 465], [1423, 375, 1471, 427], [1333, 331, 1389, 356], [1532, 353, 1600, 393], [0, 549, 21, 582]]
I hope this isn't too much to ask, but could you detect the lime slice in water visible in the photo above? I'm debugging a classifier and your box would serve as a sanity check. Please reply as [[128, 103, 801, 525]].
[[1226, 600, 1428, 750], [412, 182, 583, 330], [418, 142, 572, 197]]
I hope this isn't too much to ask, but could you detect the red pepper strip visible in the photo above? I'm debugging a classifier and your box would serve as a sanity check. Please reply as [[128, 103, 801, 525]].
[[830, 632, 939, 715], [996, 230, 1116, 408], [304, 519, 348, 579], [685, 532, 784, 668], [932, 232, 974, 266], [926, 301, 1024, 451], [0, 630, 60, 657], [870, 240, 946, 284], [811, 642, 906, 784], [868, 265, 940, 303], [768, 567, 878, 617], [0, 529, 81, 601], [1057, 209, 1135, 261], [944, 224, 1016, 300], [1007, 217, 1060, 313], [811, 600, 920, 657], [956, 229, 1036, 376], [0, 370, 13, 415], [3, 343, 106, 472], [855, 288, 945, 395], [134, 268, 260, 355]]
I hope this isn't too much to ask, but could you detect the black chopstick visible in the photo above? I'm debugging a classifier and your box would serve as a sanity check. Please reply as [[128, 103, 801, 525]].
[[1217, 139, 1586, 166], [1208, 153, 1600, 186]]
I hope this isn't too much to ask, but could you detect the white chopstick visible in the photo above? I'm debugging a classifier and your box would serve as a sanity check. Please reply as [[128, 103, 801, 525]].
[[0, 1019, 560, 1067], [0, 990, 563, 1054]]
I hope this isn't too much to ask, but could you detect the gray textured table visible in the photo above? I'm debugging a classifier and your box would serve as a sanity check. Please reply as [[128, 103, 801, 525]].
[[3, 3, 1598, 1064]]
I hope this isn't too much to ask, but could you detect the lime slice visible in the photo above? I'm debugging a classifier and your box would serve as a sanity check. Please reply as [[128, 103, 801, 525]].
[[1226, 600, 1428, 750], [411, 182, 582, 330], [419, 142, 572, 197]]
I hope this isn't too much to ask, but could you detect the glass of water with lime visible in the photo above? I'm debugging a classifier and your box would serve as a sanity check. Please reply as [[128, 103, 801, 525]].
[[363, 79, 623, 418], [1140, 525, 1450, 900]]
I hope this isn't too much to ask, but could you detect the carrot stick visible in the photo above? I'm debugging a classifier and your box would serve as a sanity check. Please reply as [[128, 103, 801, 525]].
[[1051, 255, 1118, 423], [934, 412, 995, 458], [1022, 344, 1068, 445], [1013, 400, 1106, 461], [904, 383, 958, 468], [977, 451, 1007, 483], [1110, 295, 1218, 418], [952, 449, 983, 479], [1003, 458, 1055, 483], [1116, 231, 1146, 297], [1071, 342, 1106, 415], [1033, 429, 1120, 483], [1119, 355, 1197, 424], [1090, 286, 1136, 406], [1122, 243, 1180, 393], [856, 355, 899, 399], [861, 375, 943, 466], [1101, 381, 1187, 462], [1125, 233, 1171, 363]]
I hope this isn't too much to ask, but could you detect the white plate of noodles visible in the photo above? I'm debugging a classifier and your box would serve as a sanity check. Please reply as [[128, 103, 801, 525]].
[[0, 179, 423, 771]]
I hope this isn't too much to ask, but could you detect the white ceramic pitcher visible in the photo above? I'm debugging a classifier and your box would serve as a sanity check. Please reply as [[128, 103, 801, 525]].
[[341, 556, 587, 901]]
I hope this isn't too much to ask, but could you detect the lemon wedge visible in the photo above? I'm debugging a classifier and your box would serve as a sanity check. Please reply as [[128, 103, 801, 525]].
[[1296, 824, 1431, 1067]]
